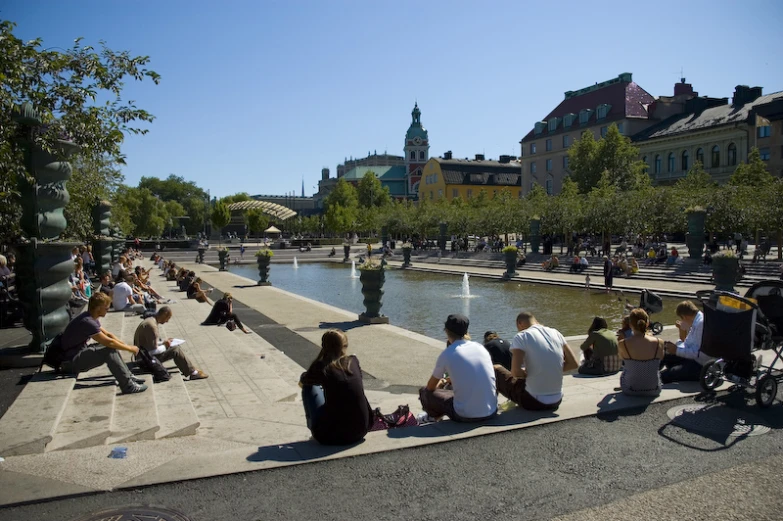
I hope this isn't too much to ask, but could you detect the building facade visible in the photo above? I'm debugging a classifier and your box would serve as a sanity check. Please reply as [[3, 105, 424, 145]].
[[404, 102, 429, 197], [419, 152, 522, 201], [336, 152, 405, 179], [633, 86, 783, 184]]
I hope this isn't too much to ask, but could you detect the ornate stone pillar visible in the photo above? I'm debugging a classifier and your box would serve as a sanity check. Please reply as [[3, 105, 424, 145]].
[[92, 200, 113, 276]]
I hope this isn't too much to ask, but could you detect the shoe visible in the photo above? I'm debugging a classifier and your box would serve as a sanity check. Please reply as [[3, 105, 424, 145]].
[[416, 412, 437, 425], [131, 375, 146, 384], [122, 383, 148, 394], [190, 370, 209, 380]]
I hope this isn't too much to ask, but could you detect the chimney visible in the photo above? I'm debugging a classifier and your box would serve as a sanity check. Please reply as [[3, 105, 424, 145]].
[[674, 78, 695, 97], [498, 155, 511, 163], [475, 154, 485, 161], [733, 85, 763, 106], [321, 167, 329, 181], [443, 150, 453, 160]]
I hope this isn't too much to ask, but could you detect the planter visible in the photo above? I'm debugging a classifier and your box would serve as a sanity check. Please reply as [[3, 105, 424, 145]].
[[712, 256, 739, 292], [686, 210, 706, 259], [402, 247, 412, 268], [529, 219, 541, 254], [358, 268, 389, 324], [343, 244, 351, 262], [16, 240, 80, 353], [218, 250, 228, 271], [197, 248, 206, 264], [503, 252, 517, 278], [256, 256, 272, 286]]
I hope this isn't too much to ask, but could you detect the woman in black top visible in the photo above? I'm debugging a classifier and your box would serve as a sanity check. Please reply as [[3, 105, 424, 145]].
[[299, 329, 373, 445], [187, 277, 212, 305], [202, 292, 251, 333]]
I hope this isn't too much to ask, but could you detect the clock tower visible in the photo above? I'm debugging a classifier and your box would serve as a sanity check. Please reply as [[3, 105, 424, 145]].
[[404, 102, 429, 198]]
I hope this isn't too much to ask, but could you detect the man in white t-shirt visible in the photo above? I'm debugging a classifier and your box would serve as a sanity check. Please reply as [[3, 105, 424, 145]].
[[494, 311, 578, 411], [419, 314, 497, 422], [112, 276, 145, 314]]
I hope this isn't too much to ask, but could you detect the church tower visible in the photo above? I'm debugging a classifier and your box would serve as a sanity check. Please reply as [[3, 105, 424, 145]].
[[404, 102, 429, 198]]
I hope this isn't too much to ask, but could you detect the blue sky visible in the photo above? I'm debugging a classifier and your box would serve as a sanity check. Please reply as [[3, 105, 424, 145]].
[[5, 0, 783, 198]]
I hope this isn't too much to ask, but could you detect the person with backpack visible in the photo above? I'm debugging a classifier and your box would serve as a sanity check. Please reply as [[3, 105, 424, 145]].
[[133, 306, 208, 381], [58, 293, 147, 394]]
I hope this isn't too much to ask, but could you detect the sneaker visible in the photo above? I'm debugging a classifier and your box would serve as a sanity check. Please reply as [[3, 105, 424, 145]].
[[190, 370, 209, 380], [416, 412, 437, 425], [131, 376, 146, 384], [122, 383, 148, 394]]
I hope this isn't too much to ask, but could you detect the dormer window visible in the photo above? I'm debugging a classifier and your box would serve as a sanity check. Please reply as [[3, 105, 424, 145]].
[[563, 113, 576, 128], [596, 104, 612, 120], [534, 121, 546, 135], [579, 109, 593, 124], [548, 118, 559, 132]]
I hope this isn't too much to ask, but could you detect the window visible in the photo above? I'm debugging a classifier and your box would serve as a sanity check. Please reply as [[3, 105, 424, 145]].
[[429, 191, 433, 200], [563, 135, 570, 147], [530, 162, 537, 174], [452, 188, 458, 198], [654, 155, 662, 175], [563, 113, 575, 128], [438, 189, 443, 198], [545, 139, 552, 151], [641, 156, 648, 172], [711, 145, 720, 167], [545, 159, 552, 171], [410, 151, 416, 160], [546, 177, 553, 195], [668, 153, 675, 173], [758, 125, 772, 138], [419, 151, 426, 160], [696, 148, 704, 165], [681, 150, 689, 172], [530, 143, 537, 154], [617, 122, 624, 134], [760, 147, 771, 161], [534, 122, 546, 135], [563, 155, 569, 169], [596, 103, 612, 120], [727, 143, 737, 166], [600, 126, 608, 137], [548, 118, 559, 131], [579, 109, 593, 124], [467, 189, 473, 199]]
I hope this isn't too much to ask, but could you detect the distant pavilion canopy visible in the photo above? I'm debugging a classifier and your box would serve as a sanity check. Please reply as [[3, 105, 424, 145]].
[[226, 200, 297, 221]]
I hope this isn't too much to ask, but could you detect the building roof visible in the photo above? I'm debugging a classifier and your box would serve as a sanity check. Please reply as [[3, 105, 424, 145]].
[[226, 200, 297, 220], [341, 165, 406, 181], [521, 73, 655, 142], [434, 158, 522, 186], [633, 91, 783, 142]]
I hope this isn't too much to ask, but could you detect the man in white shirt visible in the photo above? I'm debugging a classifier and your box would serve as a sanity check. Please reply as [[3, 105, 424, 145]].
[[112, 275, 145, 314], [661, 301, 707, 383], [419, 314, 497, 422], [495, 311, 578, 411]]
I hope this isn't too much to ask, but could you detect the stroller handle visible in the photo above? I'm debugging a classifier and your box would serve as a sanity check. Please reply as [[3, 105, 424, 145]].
[[694, 289, 760, 311]]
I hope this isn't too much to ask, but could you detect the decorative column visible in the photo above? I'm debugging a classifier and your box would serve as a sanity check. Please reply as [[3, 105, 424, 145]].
[[92, 200, 113, 275], [686, 208, 706, 260], [529, 218, 541, 254], [12, 102, 80, 353], [438, 222, 447, 251], [109, 227, 120, 263], [358, 265, 389, 324]]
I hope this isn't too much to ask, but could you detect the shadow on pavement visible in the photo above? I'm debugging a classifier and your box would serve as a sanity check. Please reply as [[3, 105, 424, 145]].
[[596, 392, 656, 422], [319, 320, 367, 332], [246, 439, 364, 462]]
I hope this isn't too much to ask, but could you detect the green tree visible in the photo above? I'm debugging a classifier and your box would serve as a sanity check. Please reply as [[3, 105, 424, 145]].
[[138, 175, 208, 234], [568, 124, 648, 193], [730, 147, 775, 187], [245, 208, 269, 240], [222, 192, 252, 204], [65, 155, 124, 239], [324, 178, 359, 235], [0, 21, 160, 242], [211, 200, 231, 244], [356, 172, 391, 208]]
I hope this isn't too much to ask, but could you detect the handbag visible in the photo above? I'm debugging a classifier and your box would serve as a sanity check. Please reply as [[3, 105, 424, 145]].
[[136, 347, 171, 383], [226, 319, 237, 331], [369, 405, 418, 431]]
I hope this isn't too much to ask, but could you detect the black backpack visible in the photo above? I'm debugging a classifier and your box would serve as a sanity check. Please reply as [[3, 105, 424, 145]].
[[136, 347, 171, 383], [39, 334, 66, 373]]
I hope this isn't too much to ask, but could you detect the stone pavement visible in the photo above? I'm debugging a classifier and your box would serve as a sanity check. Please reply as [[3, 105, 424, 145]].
[[0, 261, 777, 507]]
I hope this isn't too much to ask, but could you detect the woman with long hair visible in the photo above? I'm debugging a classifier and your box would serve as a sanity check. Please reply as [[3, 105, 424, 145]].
[[202, 292, 251, 334], [618, 308, 664, 396], [299, 329, 372, 445], [577, 316, 621, 375], [187, 277, 212, 305]]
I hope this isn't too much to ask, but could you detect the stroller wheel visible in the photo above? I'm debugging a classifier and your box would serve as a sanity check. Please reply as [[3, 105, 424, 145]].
[[650, 322, 663, 335], [699, 361, 722, 391], [755, 375, 778, 408]]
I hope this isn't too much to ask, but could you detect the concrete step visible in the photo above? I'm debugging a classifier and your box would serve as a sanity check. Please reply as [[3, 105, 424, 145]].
[[106, 377, 160, 444], [46, 366, 116, 451], [0, 372, 76, 456], [152, 368, 201, 439]]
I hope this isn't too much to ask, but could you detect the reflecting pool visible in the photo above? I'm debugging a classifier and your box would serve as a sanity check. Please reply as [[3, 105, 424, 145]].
[[230, 263, 680, 341]]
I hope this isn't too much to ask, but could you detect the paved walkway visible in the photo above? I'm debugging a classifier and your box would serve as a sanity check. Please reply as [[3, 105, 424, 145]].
[[0, 261, 777, 507]]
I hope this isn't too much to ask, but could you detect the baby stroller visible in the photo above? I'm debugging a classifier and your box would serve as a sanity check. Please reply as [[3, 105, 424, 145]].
[[639, 289, 664, 335], [696, 284, 783, 408]]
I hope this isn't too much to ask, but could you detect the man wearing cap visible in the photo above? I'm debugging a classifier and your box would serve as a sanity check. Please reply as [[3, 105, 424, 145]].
[[419, 314, 497, 422], [495, 311, 578, 411], [483, 331, 512, 371]]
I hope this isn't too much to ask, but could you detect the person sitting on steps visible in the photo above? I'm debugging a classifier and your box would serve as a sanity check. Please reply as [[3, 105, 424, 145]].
[[660, 300, 709, 383], [578, 316, 621, 376], [133, 306, 208, 381], [187, 277, 213, 305], [202, 292, 251, 334], [618, 308, 664, 396], [60, 293, 147, 394]]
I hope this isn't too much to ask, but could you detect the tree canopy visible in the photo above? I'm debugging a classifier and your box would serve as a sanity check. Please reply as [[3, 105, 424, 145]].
[[568, 124, 649, 193]]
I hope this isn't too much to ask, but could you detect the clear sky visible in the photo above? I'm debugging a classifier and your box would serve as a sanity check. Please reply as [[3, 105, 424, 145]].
[[4, 0, 782, 198]]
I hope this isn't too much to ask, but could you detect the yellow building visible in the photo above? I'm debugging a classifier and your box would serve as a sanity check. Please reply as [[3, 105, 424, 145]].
[[420, 152, 522, 201]]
